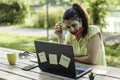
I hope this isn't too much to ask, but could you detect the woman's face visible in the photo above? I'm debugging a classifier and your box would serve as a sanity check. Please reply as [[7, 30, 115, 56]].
[[64, 19, 82, 34]]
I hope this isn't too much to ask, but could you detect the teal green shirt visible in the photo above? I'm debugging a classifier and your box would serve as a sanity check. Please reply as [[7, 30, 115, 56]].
[[65, 25, 107, 66]]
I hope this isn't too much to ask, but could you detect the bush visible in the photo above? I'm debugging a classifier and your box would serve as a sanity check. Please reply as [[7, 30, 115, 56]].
[[0, 2, 29, 25], [86, 0, 109, 31], [33, 9, 46, 28], [30, 6, 65, 28], [48, 7, 64, 28], [105, 42, 120, 68]]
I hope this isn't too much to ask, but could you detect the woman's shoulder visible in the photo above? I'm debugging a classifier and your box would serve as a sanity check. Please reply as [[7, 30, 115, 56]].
[[89, 25, 100, 30], [87, 25, 101, 38], [88, 25, 100, 33]]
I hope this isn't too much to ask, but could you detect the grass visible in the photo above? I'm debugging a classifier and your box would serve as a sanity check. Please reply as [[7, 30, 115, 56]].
[[0, 32, 120, 68], [0, 32, 57, 52]]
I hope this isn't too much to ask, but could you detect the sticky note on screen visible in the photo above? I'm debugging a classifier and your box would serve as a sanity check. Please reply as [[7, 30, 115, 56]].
[[49, 54, 58, 65], [59, 54, 71, 68], [38, 52, 47, 63]]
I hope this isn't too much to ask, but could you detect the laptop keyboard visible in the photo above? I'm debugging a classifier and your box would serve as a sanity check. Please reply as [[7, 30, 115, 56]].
[[76, 69, 84, 75], [75, 65, 86, 75]]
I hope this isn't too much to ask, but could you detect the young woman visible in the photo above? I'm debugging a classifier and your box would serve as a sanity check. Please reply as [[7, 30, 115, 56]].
[[55, 3, 107, 66]]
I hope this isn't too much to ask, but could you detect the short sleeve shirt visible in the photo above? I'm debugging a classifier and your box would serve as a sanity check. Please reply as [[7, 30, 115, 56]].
[[65, 25, 107, 66]]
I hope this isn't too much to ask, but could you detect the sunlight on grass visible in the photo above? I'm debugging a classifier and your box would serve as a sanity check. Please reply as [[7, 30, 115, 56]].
[[0, 34, 18, 43], [0, 33, 57, 52]]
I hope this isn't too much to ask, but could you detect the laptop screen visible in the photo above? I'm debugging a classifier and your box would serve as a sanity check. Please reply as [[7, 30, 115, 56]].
[[34, 41, 76, 78]]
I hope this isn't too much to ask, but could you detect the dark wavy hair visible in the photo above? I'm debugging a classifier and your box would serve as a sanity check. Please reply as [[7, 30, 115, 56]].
[[63, 3, 90, 38]]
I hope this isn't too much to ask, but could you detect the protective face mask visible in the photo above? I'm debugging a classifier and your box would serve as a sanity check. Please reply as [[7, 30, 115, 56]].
[[71, 27, 84, 37]]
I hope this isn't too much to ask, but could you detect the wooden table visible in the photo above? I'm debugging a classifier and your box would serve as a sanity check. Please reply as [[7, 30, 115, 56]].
[[0, 47, 120, 80]]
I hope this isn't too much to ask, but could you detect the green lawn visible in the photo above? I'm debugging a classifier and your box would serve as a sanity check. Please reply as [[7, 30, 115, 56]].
[[0, 33, 57, 52], [0, 32, 120, 68]]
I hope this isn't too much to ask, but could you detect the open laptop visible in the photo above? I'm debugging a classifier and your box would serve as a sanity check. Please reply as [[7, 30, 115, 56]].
[[34, 41, 92, 79]]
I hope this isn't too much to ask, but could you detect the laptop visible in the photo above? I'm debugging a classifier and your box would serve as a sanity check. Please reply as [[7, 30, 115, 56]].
[[34, 41, 92, 79]]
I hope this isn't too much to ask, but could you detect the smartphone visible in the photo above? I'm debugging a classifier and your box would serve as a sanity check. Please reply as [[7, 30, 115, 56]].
[[21, 64, 38, 71], [29, 58, 38, 63]]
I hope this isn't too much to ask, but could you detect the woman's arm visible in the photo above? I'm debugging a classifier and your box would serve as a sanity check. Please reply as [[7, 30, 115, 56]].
[[74, 33, 100, 64], [54, 22, 63, 44], [58, 36, 63, 43]]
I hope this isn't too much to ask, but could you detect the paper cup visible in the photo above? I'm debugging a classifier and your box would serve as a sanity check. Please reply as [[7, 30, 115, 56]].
[[7, 53, 17, 65]]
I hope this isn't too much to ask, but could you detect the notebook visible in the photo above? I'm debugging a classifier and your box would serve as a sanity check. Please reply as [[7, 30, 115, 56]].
[[34, 41, 92, 79]]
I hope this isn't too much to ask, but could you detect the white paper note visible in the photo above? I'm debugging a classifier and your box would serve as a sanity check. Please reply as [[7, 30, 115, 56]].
[[59, 54, 71, 68], [49, 54, 58, 65], [38, 52, 47, 63]]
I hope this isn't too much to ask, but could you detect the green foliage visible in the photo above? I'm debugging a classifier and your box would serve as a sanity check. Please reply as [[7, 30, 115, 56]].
[[0, 2, 29, 25], [36, 0, 120, 29], [107, 0, 120, 10], [27, 6, 65, 28], [83, 0, 120, 31], [40, 0, 46, 5], [1, 0, 119, 28], [33, 9, 46, 28], [0, 0, 36, 6], [48, 7, 64, 28], [85, 0, 108, 31], [105, 43, 120, 68], [40, 0, 69, 5]]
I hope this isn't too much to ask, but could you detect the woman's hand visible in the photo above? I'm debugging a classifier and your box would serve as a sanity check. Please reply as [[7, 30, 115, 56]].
[[54, 22, 63, 38]]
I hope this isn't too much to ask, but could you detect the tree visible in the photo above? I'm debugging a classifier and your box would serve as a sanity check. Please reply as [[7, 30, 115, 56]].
[[83, 0, 120, 31], [84, 0, 108, 31]]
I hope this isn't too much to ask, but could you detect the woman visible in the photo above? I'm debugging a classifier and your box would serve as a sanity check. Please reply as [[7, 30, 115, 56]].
[[55, 3, 107, 66]]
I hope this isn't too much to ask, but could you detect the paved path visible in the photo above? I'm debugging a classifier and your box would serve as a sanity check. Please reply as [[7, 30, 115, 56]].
[[0, 26, 57, 38]]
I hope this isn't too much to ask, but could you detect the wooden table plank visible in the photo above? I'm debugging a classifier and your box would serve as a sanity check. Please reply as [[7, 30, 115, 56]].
[[107, 67, 120, 79], [0, 57, 65, 80], [94, 75, 120, 80], [0, 70, 30, 80], [0, 63, 64, 80], [0, 58, 88, 80], [87, 65, 120, 79]]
